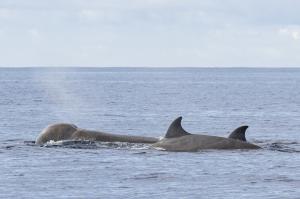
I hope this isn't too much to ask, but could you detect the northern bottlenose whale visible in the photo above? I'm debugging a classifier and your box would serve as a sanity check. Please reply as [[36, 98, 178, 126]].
[[152, 117, 260, 151], [35, 123, 159, 145]]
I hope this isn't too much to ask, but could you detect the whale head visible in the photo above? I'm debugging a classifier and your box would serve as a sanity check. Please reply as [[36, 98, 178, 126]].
[[35, 123, 78, 145]]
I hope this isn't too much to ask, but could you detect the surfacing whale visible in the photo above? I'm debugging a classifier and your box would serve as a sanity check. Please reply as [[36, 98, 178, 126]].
[[152, 117, 261, 151], [35, 123, 159, 145]]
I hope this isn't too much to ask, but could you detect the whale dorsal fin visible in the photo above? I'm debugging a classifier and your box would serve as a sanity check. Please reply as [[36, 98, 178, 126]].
[[165, 117, 191, 138], [228, 126, 248, 141]]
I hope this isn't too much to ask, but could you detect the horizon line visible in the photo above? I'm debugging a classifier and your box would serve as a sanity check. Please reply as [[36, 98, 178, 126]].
[[1, 65, 300, 69]]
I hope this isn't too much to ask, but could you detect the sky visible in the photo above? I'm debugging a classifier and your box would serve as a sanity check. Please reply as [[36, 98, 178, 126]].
[[0, 0, 300, 67]]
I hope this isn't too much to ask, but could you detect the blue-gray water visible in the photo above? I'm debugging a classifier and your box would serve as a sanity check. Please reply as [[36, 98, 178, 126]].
[[0, 67, 299, 198]]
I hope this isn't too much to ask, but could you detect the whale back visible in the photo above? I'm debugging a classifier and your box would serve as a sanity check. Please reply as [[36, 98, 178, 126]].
[[154, 118, 260, 151], [165, 117, 191, 138], [228, 126, 248, 141]]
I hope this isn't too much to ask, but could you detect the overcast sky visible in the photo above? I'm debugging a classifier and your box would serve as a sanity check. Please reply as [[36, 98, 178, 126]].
[[0, 0, 300, 67]]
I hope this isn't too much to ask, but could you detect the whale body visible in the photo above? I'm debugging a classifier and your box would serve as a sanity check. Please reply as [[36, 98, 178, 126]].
[[35, 123, 159, 145], [152, 117, 260, 152]]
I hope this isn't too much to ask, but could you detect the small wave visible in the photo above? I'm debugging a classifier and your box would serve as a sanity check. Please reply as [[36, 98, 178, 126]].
[[152, 146, 166, 151], [103, 113, 126, 118], [24, 141, 36, 146], [4, 145, 15, 149], [124, 172, 169, 181], [43, 140, 98, 149], [35, 139, 152, 150], [263, 141, 300, 153], [1, 140, 33, 150], [94, 141, 152, 150], [263, 176, 300, 183]]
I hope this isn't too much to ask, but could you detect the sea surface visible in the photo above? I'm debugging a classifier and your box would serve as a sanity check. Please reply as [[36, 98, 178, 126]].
[[0, 67, 299, 199]]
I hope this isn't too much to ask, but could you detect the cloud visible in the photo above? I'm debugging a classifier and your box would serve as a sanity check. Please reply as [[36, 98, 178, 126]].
[[279, 27, 300, 41], [79, 9, 98, 20], [0, 0, 300, 67], [28, 28, 40, 38], [0, 8, 16, 19]]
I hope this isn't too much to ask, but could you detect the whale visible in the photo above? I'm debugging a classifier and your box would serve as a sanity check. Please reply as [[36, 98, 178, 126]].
[[152, 117, 261, 151], [35, 123, 159, 145]]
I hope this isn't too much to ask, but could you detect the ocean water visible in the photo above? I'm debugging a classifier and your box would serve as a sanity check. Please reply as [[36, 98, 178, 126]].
[[0, 67, 299, 198]]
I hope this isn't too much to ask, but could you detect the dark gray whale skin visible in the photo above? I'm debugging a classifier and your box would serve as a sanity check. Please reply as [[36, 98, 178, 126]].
[[35, 123, 159, 145], [152, 117, 261, 152]]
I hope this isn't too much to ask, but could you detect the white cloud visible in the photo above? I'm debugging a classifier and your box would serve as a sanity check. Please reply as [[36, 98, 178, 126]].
[[0, 0, 300, 67], [279, 27, 300, 41], [292, 31, 300, 40], [28, 28, 40, 38], [0, 8, 16, 19], [79, 9, 98, 20]]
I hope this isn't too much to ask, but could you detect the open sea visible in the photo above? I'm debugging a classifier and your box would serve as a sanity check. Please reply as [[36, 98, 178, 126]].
[[0, 67, 299, 199]]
